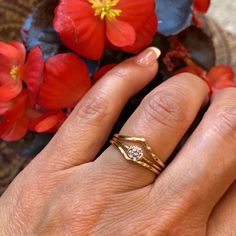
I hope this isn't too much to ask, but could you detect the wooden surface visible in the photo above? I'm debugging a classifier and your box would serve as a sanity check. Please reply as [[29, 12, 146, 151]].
[[0, 0, 37, 41], [0, 1, 236, 196]]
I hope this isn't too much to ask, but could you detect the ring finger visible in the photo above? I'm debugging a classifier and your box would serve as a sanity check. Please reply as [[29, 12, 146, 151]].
[[97, 73, 209, 188]]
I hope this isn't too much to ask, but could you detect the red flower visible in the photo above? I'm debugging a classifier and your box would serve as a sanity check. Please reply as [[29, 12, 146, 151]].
[[0, 41, 44, 105], [0, 43, 73, 141], [38, 53, 91, 110], [53, 0, 157, 60], [0, 41, 25, 102], [0, 43, 45, 141], [0, 42, 44, 141], [0, 39, 93, 141], [193, 0, 211, 13]]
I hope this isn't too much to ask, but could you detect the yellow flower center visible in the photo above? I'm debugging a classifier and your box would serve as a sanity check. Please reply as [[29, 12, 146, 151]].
[[88, 0, 122, 21], [10, 66, 19, 80]]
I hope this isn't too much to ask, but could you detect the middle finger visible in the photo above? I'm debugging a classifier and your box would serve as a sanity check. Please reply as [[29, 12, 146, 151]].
[[97, 73, 208, 189]]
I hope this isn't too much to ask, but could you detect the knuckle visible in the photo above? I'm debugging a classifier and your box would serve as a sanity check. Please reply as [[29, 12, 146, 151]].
[[111, 67, 127, 80], [76, 93, 110, 124], [107, 66, 129, 82], [173, 72, 208, 92], [212, 105, 236, 138], [176, 72, 202, 82], [142, 88, 190, 129]]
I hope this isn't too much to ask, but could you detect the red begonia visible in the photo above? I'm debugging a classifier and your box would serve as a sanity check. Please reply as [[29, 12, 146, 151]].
[[0, 42, 92, 141], [53, 0, 157, 60], [0, 41, 25, 102], [0, 43, 46, 141], [0, 42, 44, 110]]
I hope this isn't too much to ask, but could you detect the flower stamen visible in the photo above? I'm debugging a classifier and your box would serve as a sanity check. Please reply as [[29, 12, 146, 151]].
[[10, 66, 19, 80], [88, 0, 122, 21]]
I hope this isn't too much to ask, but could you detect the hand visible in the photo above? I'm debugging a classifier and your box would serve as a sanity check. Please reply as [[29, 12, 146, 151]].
[[0, 47, 236, 236]]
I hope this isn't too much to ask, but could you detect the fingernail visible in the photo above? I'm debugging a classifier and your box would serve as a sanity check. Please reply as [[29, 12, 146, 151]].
[[135, 47, 161, 67]]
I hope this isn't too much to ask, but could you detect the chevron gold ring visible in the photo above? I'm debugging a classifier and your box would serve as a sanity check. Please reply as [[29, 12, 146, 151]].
[[110, 134, 165, 175]]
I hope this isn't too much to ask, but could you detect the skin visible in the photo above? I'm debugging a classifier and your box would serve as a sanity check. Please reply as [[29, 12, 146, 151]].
[[0, 48, 236, 235]]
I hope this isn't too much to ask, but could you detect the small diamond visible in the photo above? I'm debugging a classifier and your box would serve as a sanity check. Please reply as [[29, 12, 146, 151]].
[[127, 146, 143, 161]]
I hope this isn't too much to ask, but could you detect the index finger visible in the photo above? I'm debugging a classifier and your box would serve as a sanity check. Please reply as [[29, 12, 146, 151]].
[[34, 48, 160, 172]]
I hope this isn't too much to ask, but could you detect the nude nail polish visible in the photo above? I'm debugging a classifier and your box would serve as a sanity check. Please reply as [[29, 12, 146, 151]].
[[135, 47, 161, 67]]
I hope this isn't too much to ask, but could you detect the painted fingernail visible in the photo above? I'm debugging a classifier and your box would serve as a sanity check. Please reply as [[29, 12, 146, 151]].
[[135, 47, 161, 67]]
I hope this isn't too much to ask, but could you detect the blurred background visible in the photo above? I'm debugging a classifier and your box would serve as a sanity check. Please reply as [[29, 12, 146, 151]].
[[208, 0, 236, 34], [0, 0, 235, 38]]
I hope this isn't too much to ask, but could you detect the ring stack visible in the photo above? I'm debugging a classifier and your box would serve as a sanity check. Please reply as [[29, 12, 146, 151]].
[[110, 134, 165, 175]]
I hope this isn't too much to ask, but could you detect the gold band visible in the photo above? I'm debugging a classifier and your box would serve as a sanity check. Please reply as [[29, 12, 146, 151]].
[[110, 134, 165, 175]]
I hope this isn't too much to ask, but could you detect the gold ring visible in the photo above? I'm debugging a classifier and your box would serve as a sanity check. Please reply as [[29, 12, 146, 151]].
[[110, 134, 165, 175]]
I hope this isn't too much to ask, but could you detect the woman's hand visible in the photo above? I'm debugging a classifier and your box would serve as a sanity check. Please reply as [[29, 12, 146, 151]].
[[0, 47, 236, 235]]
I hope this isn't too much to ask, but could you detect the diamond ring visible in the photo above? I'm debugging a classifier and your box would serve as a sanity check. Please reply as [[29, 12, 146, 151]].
[[110, 134, 165, 175]]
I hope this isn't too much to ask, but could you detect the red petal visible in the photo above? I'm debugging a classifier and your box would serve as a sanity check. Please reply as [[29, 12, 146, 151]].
[[193, 0, 211, 13], [122, 13, 157, 53], [30, 111, 67, 133], [106, 19, 135, 47], [93, 64, 117, 83], [8, 41, 26, 65], [117, 0, 157, 31], [0, 79, 22, 102], [38, 53, 91, 110], [0, 91, 29, 141], [22, 46, 44, 106], [0, 115, 28, 142], [0, 41, 25, 65], [53, 0, 105, 60], [0, 57, 14, 82], [0, 101, 13, 115], [207, 65, 235, 92]]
